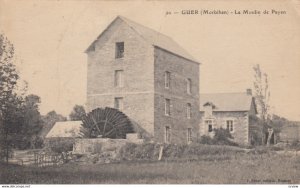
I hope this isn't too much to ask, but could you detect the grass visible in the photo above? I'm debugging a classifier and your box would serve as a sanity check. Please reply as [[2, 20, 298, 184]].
[[1, 152, 299, 184]]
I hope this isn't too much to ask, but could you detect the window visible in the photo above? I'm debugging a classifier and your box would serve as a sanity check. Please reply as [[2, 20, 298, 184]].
[[165, 126, 171, 143], [165, 98, 171, 116], [114, 70, 123, 87], [164, 71, 170, 89], [226, 120, 234, 132], [186, 103, 191, 119], [114, 97, 123, 111], [205, 120, 213, 132], [187, 128, 192, 143], [186, 78, 192, 94], [115, 42, 124, 58]]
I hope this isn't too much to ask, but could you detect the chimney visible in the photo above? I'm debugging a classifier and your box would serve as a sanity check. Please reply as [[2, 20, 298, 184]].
[[246, 89, 252, 96]]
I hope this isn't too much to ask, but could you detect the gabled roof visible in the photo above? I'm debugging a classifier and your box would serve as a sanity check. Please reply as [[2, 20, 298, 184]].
[[85, 16, 199, 63], [200, 92, 255, 112], [46, 121, 82, 138]]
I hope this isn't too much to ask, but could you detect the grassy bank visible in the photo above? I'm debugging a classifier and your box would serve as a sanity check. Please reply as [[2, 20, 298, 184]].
[[1, 152, 299, 184]]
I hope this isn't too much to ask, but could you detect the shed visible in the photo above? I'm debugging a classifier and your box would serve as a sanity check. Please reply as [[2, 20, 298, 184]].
[[46, 121, 82, 138]]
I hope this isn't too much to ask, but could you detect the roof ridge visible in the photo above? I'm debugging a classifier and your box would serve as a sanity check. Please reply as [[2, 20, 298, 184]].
[[117, 15, 173, 40], [86, 15, 199, 63], [200, 92, 249, 95], [118, 16, 198, 63]]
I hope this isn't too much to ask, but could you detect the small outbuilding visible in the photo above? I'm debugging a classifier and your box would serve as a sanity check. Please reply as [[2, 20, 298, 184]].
[[45, 121, 82, 138], [199, 89, 260, 145]]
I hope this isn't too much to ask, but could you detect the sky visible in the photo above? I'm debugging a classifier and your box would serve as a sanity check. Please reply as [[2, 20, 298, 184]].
[[0, 0, 300, 121]]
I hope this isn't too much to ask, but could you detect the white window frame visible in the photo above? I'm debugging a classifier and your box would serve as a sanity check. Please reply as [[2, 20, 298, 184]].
[[164, 71, 170, 89], [165, 98, 171, 116], [186, 103, 191, 119], [114, 97, 123, 111], [114, 70, 124, 87], [187, 128, 192, 143], [226, 119, 234, 132], [165, 126, 171, 143]]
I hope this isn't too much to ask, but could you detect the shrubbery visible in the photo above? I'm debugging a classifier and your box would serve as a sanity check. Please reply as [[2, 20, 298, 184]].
[[291, 140, 300, 149], [118, 142, 244, 161], [199, 128, 238, 146], [44, 138, 74, 153]]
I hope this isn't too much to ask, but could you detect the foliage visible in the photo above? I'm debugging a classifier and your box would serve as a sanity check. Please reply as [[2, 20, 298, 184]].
[[0, 33, 21, 162], [118, 142, 243, 161], [0, 34, 44, 163], [270, 114, 294, 134], [213, 128, 236, 145], [253, 64, 271, 121], [199, 128, 238, 146], [0, 94, 44, 150], [0, 34, 19, 104], [44, 138, 74, 153], [250, 130, 263, 146], [1, 152, 299, 184], [290, 140, 300, 150], [198, 135, 214, 145], [19, 95, 43, 149], [253, 64, 275, 146], [40, 111, 67, 138], [69, 105, 86, 121]]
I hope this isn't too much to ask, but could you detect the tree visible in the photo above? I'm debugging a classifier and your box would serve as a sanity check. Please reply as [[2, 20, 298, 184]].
[[69, 105, 86, 121], [253, 64, 272, 145], [40, 111, 67, 138], [0, 33, 21, 162], [19, 94, 43, 149], [253, 64, 271, 121]]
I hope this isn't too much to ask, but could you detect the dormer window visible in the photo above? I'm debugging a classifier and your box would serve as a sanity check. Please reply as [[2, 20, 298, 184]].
[[115, 42, 124, 58], [203, 102, 215, 117]]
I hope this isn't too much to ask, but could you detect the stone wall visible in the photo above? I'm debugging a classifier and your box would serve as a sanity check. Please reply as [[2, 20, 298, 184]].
[[153, 48, 200, 144], [199, 111, 250, 145], [73, 137, 143, 154]]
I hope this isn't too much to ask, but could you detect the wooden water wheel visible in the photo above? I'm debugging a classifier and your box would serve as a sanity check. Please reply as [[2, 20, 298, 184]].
[[80, 107, 134, 139]]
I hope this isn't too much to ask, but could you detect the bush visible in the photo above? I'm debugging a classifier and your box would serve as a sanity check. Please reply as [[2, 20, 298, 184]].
[[118, 143, 160, 161], [290, 140, 300, 150], [118, 142, 244, 161], [250, 131, 263, 146], [0, 146, 13, 162], [199, 128, 238, 146], [31, 136, 44, 149], [199, 135, 214, 145]]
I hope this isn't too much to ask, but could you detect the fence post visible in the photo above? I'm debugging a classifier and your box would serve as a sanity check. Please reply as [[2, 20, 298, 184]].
[[158, 146, 164, 161]]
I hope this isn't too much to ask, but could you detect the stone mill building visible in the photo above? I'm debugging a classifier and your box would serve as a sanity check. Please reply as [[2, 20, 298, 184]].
[[85, 16, 200, 144]]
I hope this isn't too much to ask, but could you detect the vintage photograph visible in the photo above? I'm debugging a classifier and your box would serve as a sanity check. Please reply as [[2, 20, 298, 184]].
[[0, 0, 300, 185]]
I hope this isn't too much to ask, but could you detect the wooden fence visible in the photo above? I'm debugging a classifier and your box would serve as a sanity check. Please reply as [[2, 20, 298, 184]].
[[9, 150, 72, 167], [34, 153, 63, 167]]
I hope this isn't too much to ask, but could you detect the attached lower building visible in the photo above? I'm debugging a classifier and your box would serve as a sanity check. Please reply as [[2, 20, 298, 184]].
[[199, 89, 259, 145]]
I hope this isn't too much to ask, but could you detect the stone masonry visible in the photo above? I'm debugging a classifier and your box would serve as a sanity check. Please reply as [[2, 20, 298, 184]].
[[85, 16, 200, 144]]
